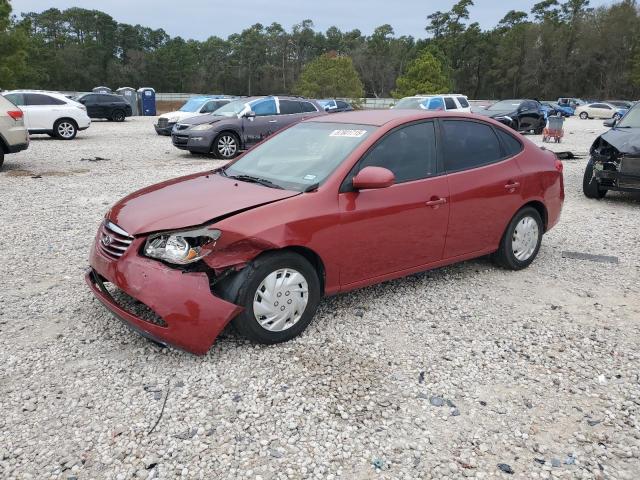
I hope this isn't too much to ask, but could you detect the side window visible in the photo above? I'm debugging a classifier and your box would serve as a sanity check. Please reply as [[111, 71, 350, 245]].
[[427, 97, 444, 111], [592, 103, 607, 109], [441, 120, 503, 172], [457, 97, 470, 108], [26, 94, 65, 106], [279, 100, 303, 115], [495, 128, 523, 157], [251, 99, 277, 116], [444, 97, 457, 110], [97, 95, 114, 104], [300, 101, 318, 113], [4, 93, 25, 106], [336, 101, 349, 109], [200, 101, 217, 113], [357, 122, 438, 183]]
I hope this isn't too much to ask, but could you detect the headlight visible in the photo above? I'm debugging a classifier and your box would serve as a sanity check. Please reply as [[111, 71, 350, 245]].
[[191, 124, 215, 131], [144, 227, 221, 265], [167, 116, 179, 123]]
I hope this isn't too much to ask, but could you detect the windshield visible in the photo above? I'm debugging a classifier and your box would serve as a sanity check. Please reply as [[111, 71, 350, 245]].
[[394, 98, 425, 109], [223, 122, 375, 191], [616, 104, 640, 128], [179, 98, 208, 112], [212, 99, 250, 117], [488, 100, 522, 111]]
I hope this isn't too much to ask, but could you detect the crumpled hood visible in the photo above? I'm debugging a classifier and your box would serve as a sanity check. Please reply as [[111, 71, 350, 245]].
[[159, 110, 200, 122], [179, 114, 226, 127], [597, 128, 640, 155], [476, 109, 516, 119], [108, 172, 300, 235]]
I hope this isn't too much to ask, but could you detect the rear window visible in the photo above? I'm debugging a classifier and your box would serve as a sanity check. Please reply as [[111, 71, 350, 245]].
[[279, 100, 303, 114], [444, 97, 457, 110], [457, 97, 469, 108], [300, 101, 318, 113], [495, 128, 523, 157]]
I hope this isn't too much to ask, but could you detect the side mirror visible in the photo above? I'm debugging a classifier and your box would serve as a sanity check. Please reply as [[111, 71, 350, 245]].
[[352, 166, 395, 190], [243, 110, 256, 119], [603, 118, 617, 127]]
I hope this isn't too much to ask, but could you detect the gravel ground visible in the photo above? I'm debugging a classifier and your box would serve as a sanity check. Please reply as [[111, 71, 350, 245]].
[[1, 116, 639, 480]]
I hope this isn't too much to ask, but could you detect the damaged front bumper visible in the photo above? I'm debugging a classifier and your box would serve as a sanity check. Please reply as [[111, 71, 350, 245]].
[[86, 238, 243, 355], [593, 159, 640, 192], [591, 129, 640, 192]]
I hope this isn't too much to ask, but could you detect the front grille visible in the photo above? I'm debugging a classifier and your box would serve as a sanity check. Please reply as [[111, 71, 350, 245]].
[[157, 118, 168, 128], [173, 135, 189, 145], [98, 221, 134, 260]]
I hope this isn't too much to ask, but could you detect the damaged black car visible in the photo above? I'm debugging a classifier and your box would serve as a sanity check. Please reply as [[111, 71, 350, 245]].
[[583, 104, 640, 198]]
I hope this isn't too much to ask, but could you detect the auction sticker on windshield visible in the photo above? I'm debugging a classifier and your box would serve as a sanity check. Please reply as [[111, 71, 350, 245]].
[[329, 129, 367, 138]]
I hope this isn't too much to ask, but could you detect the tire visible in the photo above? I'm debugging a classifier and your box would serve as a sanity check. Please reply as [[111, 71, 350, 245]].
[[0, 150, 4, 170], [579, 112, 589, 120], [613, 113, 621, 121], [111, 109, 126, 122], [212, 132, 240, 159], [583, 159, 607, 199], [533, 125, 544, 135], [53, 119, 77, 140], [228, 251, 321, 344], [492, 207, 544, 270]]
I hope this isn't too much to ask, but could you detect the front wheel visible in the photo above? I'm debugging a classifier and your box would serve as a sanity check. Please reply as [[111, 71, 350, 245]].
[[583, 159, 607, 199], [229, 252, 321, 344], [492, 207, 543, 270], [579, 112, 589, 120], [212, 132, 240, 159], [112, 109, 126, 122], [0, 150, 4, 170], [54, 119, 77, 140]]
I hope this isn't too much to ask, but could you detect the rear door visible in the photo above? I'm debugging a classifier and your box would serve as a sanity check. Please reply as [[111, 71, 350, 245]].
[[338, 121, 450, 285], [277, 99, 304, 128], [440, 119, 525, 258], [591, 103, 613, 118], [24, 93, 67, 130]]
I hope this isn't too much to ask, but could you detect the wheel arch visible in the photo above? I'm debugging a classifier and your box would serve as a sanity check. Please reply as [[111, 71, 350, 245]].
[[55, 117, 78, 128], [519, 200, 548, 231], [212, 128, 242, 148]]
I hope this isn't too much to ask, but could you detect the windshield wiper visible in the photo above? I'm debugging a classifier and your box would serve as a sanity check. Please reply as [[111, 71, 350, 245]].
[[226, 174, 284, 189]]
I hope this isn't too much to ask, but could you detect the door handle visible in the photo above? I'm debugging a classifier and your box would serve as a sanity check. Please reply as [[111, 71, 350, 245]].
[[425, 197, 447, 207], [504, 181, 520, 191], [268, 120, 278, 123]]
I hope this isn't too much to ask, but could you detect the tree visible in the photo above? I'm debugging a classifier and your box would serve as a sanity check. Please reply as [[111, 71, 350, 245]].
[[295, 53, 364, 98], [0, 0, 33, 89], [392, 50, 451, 98]]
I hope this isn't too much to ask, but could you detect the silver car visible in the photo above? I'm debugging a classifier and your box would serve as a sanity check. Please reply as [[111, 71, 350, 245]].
[[0, 94, 29, 169]]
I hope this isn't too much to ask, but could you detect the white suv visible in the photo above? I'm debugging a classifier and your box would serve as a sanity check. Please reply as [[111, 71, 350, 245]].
[[1, 90, 91, 140], [393, 94, 471, 113]]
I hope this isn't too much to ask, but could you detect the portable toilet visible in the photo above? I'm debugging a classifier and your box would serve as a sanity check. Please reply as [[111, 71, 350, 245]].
[[92, 86, 112, 94], [137, 87, 156, 116], [116, 87, 139, 116]]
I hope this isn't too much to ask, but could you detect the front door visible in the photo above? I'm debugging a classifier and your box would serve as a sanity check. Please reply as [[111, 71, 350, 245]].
[[242, 98, 279, 147], [338, 121, 450, 286], [439, 119, 525, 258]]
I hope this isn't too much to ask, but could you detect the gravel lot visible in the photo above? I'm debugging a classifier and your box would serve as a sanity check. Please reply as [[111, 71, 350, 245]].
[[1, 116, 639, 480]]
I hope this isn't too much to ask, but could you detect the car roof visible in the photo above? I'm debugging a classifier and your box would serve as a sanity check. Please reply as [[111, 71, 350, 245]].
[[308, 109, 479, 127]]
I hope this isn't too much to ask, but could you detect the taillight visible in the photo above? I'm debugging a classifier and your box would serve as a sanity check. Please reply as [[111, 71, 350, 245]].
[[555, 158, 564, 173], [7, 110, 23, 121]]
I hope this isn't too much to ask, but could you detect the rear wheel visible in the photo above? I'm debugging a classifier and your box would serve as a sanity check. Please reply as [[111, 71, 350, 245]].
[[579, 112, 589, 120], [54, 119, 77, 140], [212, 132, 239, 159], [111, 109, 126, 122], [583, 159, 607, 199], [228, 252, 321, 344], [492, 207, 543, 270], [0, 150, 4, 170]]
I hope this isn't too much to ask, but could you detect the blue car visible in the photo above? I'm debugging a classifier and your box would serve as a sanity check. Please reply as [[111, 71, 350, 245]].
[[541, 102, 574, 118]]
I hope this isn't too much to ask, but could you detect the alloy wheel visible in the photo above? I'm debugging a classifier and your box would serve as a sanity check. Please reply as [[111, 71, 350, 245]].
[[511, 216, 539, 261], [217, 135, 237, 158], [57, 122, 75, 139], [253, 268, 309, 332]]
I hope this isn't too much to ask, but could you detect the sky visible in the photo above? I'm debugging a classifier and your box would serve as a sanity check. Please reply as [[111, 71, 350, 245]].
[[10, 0, 616, 40]]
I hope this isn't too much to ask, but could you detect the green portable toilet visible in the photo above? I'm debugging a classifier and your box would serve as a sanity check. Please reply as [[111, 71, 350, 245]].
[[116, 87, 139, 116]]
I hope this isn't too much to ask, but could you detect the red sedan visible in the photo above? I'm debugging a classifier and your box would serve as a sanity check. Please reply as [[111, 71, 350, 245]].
[[86, 110, 564, 355]]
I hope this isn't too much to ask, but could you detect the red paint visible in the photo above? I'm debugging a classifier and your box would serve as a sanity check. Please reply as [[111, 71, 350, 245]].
[[352, 166, 395, 190], [88, 110, 563, 355]]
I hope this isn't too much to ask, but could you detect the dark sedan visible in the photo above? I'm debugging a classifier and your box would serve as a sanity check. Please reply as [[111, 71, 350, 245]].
[[171, 96, 325, 159], [476, 99, 546, 134], [75, 93, 132, 122]]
